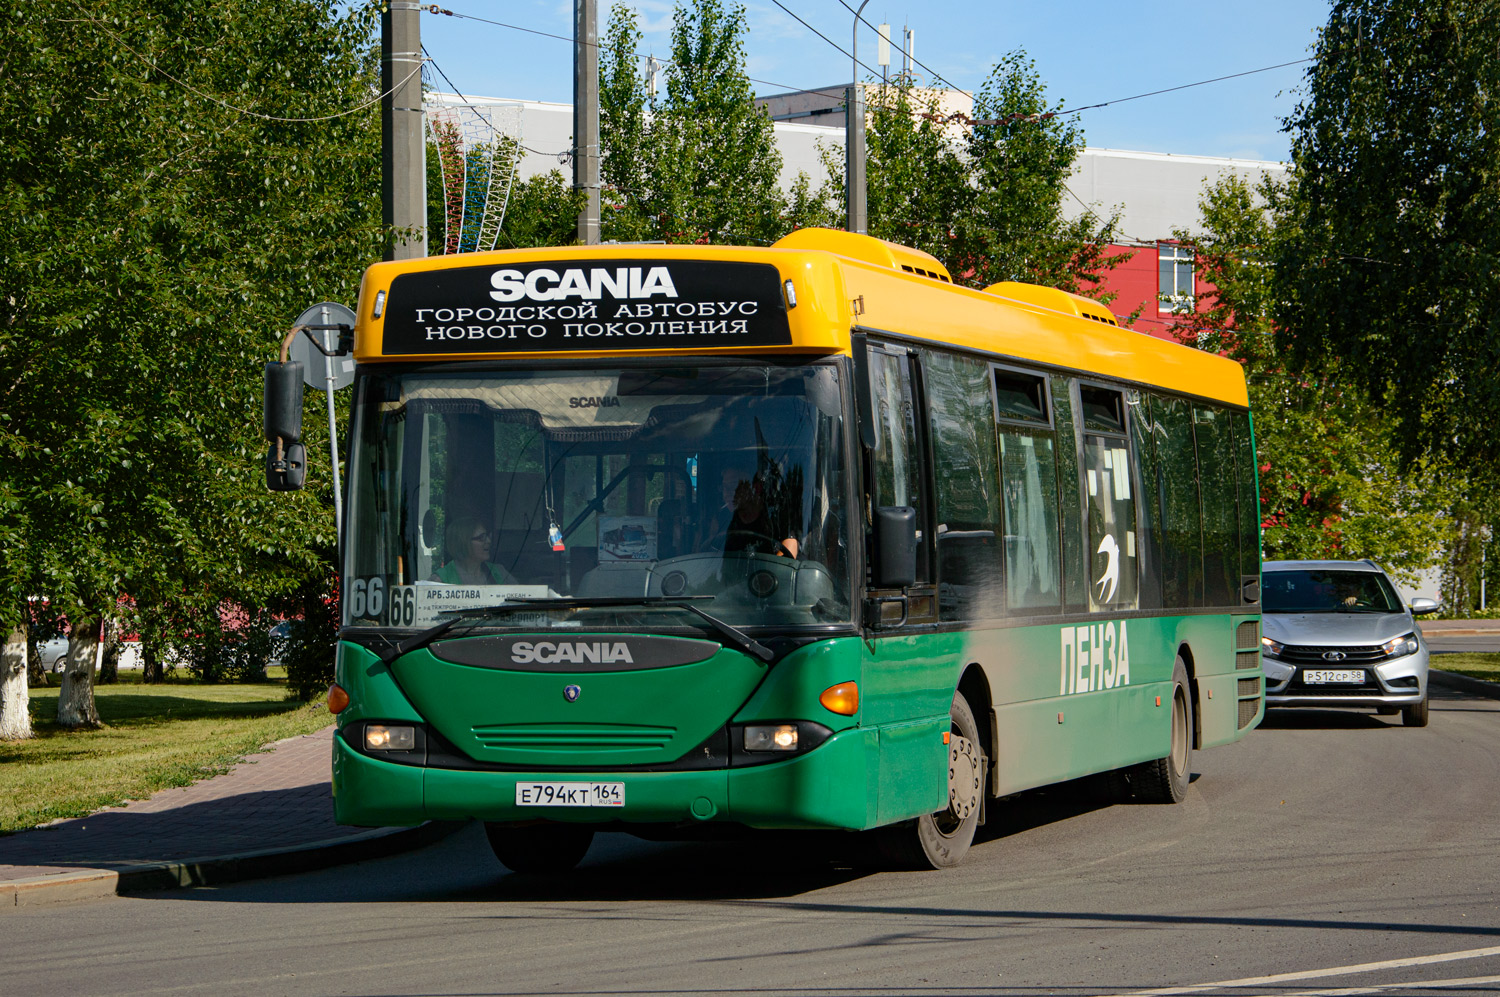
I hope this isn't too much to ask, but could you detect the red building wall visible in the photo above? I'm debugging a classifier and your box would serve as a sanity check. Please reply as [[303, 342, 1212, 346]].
[[1095, 243, 1217, 344]]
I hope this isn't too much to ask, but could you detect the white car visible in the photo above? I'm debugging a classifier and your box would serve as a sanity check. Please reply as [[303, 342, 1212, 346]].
[[1260, 559, 1436, 727]]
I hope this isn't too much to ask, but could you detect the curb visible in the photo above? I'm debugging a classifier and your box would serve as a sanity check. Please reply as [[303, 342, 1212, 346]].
[[3, 820, 464, 910], [1429, 669, 1500, 701]]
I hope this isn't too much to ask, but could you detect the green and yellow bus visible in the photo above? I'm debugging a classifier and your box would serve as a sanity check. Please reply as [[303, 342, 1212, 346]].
[[267, 228, 1263, 871]]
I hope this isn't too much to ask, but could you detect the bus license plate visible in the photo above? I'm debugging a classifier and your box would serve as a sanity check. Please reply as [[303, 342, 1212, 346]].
[[515, 782, 625, 807], [1303, 669, 1365, 684]]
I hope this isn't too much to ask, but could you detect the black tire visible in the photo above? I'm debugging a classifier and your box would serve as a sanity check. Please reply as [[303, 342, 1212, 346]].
[[484, 822, 594, 874], [875, 691, 985, 870], [1131, 656, 1193, 804], [1402, 696, 1430, 727]]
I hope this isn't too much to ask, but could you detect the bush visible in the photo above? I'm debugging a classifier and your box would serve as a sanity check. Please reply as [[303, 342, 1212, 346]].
[[281, 581, 339, 701], [181, 606, 277, 684]]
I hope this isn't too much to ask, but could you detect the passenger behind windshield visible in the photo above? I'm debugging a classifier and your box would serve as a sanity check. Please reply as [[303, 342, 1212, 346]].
[[1263, 570, 1401, 614], [702, 461, 799, 558]]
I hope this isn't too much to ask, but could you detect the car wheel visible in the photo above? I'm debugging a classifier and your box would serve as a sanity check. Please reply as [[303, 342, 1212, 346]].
[[874, 690, 985, 870], [1401, 696, 1430, 728], [484, 822, 594, 874], [1130, 656, 1193, 803]]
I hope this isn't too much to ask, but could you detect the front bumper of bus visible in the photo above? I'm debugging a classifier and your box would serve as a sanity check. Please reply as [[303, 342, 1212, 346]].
[[331, 724, 883, 832]]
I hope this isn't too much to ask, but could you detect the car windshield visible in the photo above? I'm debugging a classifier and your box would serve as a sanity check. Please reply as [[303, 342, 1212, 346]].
[[344, 363, 852, 631], [1262, 569, 1403, 614]]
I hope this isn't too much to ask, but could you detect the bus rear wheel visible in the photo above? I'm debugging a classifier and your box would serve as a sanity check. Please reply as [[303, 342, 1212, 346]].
[[1130, 656, 1193, 804], [484, 822, 594, 874], [876, 691, 985, 870]]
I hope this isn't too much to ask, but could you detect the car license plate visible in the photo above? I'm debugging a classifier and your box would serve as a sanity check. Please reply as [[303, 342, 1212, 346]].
[[1303, 669, 1365, 684], [515, 782, 625, 807]]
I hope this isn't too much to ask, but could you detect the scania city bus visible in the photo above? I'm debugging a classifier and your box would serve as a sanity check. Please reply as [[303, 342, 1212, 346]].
[[263, 228, 1263, 871]]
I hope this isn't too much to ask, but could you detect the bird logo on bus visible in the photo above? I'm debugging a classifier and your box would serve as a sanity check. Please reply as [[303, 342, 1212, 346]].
[[1096, 534, 1121, 604]]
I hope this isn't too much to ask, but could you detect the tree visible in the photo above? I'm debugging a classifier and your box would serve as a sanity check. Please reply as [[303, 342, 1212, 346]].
[[1176, 173, 1453, 584], [1276, 0, 1500, 480], [599, 0, 791, 245], [0, 1, 385, 720], [824, 56, 1127, 297], [0, 628, 28, 740]]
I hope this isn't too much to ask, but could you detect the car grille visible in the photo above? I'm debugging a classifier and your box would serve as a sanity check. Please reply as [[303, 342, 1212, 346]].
[[1280, 643, 1387, 665]]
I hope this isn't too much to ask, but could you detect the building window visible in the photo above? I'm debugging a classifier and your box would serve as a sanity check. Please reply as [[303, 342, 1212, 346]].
[[1158, 243, 1194, 312]]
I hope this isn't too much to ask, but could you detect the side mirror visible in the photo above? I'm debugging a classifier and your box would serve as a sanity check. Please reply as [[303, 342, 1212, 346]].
[[264, 361, 306, 492], [1409, 597, 1439, 615], [872, 506, 916, 588]]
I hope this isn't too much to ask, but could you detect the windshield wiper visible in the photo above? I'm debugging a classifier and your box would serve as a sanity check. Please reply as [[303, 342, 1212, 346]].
[[380, 596, 774, 664], [505, 596, 775, 663]]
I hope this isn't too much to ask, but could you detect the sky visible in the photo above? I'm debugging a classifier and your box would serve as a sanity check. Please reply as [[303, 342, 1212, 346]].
[[416, 0, 1334, 164]]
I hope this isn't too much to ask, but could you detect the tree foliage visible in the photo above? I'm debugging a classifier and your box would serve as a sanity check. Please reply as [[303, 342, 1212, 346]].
[[1176, 174, 1454, 584], [0, 1, 385, 710], [600, 0, 794, 244], [1276, 0, 1500, 479], [824, 55, 1127, 297]]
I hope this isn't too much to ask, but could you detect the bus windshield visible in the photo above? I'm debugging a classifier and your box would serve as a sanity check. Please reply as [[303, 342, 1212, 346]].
[[345, 363, 852, 631]]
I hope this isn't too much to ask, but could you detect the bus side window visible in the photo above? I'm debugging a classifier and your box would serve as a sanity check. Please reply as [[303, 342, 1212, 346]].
[[1128, 392, 1164, 610], [925, 350, 1003, 622], [1233, 409, 1262, 602], [1050, 375, 1088, 614], [1154, 394, 1204, 608], [1194, 404, 1240, 607], [994, 366, 1062, 615], [1079, 385, 1139, 612]]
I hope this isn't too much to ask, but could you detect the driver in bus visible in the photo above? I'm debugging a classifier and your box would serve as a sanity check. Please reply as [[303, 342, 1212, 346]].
[[431, 514, 517, 585], [706, 462, 799, 558]]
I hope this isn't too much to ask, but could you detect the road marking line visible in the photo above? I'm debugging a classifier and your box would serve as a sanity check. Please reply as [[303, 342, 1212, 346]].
[[1112, 944, 1500, 995], [1281, 973, 1500, 995]]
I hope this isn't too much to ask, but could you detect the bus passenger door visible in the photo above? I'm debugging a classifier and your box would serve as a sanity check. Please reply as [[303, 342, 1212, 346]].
[[863, 345, 936, 629], [861, 344, 950, 824]]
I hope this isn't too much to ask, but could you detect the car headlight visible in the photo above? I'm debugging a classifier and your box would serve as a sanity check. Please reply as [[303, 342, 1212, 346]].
[[1380, 633, 1420, 659], [1261, 636, 1285, 659]]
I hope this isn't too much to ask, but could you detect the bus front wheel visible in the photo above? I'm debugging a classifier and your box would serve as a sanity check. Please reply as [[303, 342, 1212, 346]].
[[485, 822, 594, 874], [1130, 656, 1193, 803], [876, 691, 985, 870]]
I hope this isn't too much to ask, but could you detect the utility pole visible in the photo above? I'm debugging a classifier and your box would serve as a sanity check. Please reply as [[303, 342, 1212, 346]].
[[382, 1, 426, 260], [574, 0, 601, 245], [846, 0, 872, 235]]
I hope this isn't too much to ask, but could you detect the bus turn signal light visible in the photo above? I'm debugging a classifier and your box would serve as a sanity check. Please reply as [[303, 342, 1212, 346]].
[[327, 683, 350, 714], [819, 682, 859, 716]]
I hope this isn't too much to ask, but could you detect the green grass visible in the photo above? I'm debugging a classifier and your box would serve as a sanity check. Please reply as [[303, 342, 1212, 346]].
[[0, 679, 330, 834], [1431, 652, 1500, 684]]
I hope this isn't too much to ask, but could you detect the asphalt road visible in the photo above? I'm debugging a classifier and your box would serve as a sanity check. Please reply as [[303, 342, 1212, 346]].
[[7, 687, 1500, 997], [1428, 632, 1500, 654]]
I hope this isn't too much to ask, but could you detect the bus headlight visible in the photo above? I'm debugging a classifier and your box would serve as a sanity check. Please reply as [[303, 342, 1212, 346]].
[[365, 725, 416, 751], [743, 724, 799, 751]]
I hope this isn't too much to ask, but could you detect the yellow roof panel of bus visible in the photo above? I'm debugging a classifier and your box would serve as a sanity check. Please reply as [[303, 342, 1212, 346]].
[[354, 234, 1247, 408]]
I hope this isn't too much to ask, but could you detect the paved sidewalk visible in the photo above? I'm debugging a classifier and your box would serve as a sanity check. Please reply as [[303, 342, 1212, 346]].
[[1, 726, 449, 909], [1421, 617, 1500, 636]]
